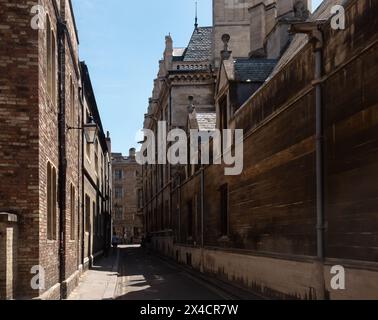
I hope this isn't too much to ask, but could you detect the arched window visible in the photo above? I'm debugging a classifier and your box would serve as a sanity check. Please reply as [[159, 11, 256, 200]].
[[47, 162, 57, 240], [70, 184, 76, 240], [52, 167, 57, 239], [46, 15, 52, 98], [51, 31, 56, 105], [47, 162, 52, 237], [46, 15, 56, 106], [70, 76, 75, 126]]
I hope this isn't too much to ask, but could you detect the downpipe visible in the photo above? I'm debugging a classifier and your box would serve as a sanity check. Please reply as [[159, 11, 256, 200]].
[[200, 166, 205, 273], [289, 21, 327, 299], [57, 18, 67, 300], [315, 49, 325, 262], [314, 46, 327, 300]]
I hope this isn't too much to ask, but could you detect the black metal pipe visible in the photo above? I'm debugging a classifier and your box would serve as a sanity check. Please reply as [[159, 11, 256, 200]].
[[315, 48, 325, 261], [200, 167, 204, 248], [57, 18, 67, 299], [200, 166, 205, 272], [289, 22, 326, 298]]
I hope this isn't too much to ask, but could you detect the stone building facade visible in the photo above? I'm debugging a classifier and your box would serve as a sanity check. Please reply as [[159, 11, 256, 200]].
[[81, 62, 113, 270], [0, 0, 112, 300], [142, 0, 378, 299], [112, 150, 143, 243]]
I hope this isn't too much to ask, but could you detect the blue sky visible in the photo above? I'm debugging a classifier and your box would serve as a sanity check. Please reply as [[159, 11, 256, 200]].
[[72, 0, 323, 155]]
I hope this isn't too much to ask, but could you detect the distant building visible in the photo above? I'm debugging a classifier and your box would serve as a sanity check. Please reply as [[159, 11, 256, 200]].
[[112, 150, 143, 243]]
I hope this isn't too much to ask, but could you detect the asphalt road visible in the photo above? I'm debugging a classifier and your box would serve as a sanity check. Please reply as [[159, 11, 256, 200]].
[[115, 245, 230, 300]]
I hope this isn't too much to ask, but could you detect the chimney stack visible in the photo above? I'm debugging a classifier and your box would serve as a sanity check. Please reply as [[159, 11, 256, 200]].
[[129, 148, 136, 160], [164, 34, 173, 70], [105, 131, 111, 154]]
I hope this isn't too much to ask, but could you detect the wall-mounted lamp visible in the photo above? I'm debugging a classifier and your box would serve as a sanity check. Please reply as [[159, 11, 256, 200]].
[[67, 116, 98, 144]]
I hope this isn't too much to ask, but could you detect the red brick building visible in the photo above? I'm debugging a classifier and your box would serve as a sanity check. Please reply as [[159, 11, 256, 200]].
[[0, 0, 111, 300]]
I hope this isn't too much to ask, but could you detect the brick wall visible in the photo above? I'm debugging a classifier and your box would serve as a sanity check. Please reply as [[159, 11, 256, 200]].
[[37, 0, 82, 298], [0, 0, 40, 299], [0, 0, 84, 299]]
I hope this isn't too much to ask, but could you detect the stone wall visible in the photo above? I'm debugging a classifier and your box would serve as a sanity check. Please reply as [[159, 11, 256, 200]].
[[151, 0, 378, 299], [0, 213, 18, 300], [157, 242, 378, 300]]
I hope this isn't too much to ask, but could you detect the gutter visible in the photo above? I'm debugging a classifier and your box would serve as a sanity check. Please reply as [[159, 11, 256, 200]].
[[289, 21, 326, 299], [314, 47, 325, 262]]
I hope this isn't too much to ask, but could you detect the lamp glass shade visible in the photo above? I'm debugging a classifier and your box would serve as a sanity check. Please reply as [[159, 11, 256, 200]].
[[84, 122, 98, 144]]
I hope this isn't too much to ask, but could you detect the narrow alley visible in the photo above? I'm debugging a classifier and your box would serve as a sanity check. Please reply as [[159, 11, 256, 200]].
[[1, 0, 378, 303], [68, 246, 255, 300]]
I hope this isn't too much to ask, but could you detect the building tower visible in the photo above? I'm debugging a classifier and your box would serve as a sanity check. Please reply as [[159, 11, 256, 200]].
[[212, 0, 311, 65]]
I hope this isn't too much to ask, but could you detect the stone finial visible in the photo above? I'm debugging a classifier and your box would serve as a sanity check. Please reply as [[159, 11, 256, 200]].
[[294, 0, 310, 20], [194, 1, 199, 31], [221, 34, 232, 60], [129, 148, 136, 159]]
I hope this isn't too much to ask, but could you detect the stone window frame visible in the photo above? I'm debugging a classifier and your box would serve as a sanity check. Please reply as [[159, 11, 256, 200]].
[[85, 109, 92, 162], [115, 186, 123, 199], [85, 194, 91, 233], [114, 169, 123, 181], [94, 139, 99, 176]]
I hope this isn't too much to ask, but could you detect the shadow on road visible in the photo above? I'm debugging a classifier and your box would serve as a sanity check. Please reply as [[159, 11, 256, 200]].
[[115, 246, 225, 300]]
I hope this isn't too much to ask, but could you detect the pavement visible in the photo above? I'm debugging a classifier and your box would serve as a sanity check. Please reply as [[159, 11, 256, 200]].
[[67, 248, 120, 300], [67, 245, 262, 300]]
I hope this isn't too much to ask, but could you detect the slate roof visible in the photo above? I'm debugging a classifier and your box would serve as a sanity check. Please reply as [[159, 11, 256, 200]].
[[173, 48, 186, 57], [234, 59, 278, 82], [189, 110, 217, 131], [182, 27, 213, 62], [195, 111, 217, 131]]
